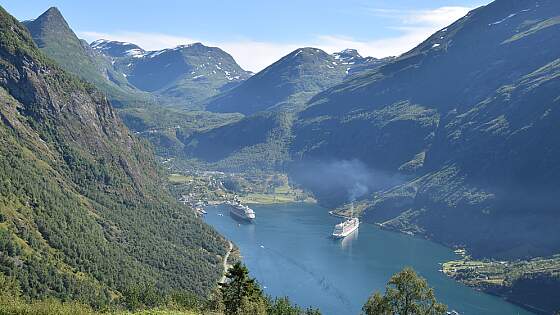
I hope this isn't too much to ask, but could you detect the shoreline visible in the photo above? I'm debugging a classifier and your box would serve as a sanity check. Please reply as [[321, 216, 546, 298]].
[[205, 202, 532, 314], [336, 212, 547, 315], [209, 202, 549, 315], [208, 198, 316, 206]]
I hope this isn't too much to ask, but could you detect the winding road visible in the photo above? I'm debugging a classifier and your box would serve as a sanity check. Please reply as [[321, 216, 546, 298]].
[[219, 241, 233, 283]]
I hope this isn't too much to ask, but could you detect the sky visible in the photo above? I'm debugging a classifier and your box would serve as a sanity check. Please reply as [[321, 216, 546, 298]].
[[2, 0, 490, 72]]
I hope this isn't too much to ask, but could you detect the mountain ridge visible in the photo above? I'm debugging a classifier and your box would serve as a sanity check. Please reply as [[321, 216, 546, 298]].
[[293, 0, 560, 259], [93, 39, 252, 109], [205, 46, 391, 115], [22, 7, 153, 108]]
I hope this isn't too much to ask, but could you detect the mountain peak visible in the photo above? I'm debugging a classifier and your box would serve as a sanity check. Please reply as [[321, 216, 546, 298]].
[[176, 42, 204, 49], [333, 48, 363, 62], [91, 39, 146, 58], [338, 48, 360, 56], [287, 47, 330, 62], [293, 47, 325, 55], [23, 6, 74, 47], [35, 6, 67, 27], [43, 6, 63, 17]]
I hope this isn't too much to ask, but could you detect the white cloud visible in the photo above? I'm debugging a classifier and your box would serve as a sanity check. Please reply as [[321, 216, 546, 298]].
[[403, 6, 474, 26], [78, 6, 474, 72], [212, 40, 302, 74]]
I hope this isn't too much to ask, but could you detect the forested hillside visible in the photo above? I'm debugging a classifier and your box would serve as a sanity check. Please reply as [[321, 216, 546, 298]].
[[293, 0, 560, 260], [0, 6, 227, 307]]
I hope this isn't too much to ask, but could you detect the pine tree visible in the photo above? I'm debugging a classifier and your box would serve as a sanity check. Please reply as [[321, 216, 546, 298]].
[[220, 262, 267, 315], [362, 268, 447, 315]]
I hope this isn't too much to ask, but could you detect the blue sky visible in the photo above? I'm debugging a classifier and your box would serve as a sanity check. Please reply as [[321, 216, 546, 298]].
[[3, 0, 490, 71]]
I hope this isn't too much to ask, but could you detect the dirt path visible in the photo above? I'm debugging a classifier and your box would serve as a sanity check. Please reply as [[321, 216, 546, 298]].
[[219, 241, 233, 283]]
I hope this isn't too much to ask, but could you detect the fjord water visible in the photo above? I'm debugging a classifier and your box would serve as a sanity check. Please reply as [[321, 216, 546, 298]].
[[205, 203, 533, 315]]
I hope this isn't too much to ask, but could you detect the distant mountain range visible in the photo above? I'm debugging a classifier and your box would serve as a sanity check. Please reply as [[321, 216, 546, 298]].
[[92, 39, 252, 109], [22, 7, 388, 114], [206, 47, 391, 115], [22, 8, 253, 110]]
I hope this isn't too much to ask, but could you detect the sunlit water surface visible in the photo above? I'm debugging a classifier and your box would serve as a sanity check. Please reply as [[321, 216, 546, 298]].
[[204, 203, 533, 315]]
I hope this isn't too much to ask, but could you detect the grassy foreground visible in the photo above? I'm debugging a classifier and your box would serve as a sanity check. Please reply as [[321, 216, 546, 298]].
[[0, 295, 200, 315]]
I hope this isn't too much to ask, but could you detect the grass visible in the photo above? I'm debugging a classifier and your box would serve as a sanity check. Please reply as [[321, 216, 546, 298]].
[[239, 193, 299, 204], [504, 16, 560, 44], [0, 295, 201, 315], [239, 182, 316, 205], [118, 310, 199, 315], [166, 170, 316, 205], [168, 174, 194, 184]]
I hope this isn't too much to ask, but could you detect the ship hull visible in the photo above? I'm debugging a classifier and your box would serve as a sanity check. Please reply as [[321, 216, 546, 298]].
[[332, 222, 359, 239], [229, 208, 255, 221]]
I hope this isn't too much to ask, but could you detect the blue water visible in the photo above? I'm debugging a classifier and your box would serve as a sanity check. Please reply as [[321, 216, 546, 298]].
[[204, 203, 533, 315]]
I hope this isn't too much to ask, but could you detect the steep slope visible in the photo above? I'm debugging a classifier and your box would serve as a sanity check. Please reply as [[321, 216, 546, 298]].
[[293, 0, 560, 259], [22, 8, 151, 107], [94, 41, 252, 109], [205, 47, 389, 115], [0, 6, 227, 307], [121, 107, 243, 157], [183, 111, 294, 171]]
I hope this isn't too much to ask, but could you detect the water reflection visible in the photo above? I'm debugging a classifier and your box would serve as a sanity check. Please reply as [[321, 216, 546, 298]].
[[339, 228, 359, 250]]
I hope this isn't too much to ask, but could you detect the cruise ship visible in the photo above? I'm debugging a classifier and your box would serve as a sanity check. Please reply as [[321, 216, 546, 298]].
[[332, 217, 359, 238], [227, 200, 255, 221]]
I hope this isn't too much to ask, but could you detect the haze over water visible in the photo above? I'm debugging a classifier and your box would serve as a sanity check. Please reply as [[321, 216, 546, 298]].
[[205, 203, 533, 315]]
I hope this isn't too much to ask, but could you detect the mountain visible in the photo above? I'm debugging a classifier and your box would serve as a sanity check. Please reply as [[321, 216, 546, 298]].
[[184, 0, 560, 261], [22, 7, 151, 107], [0, 5, 227, 307], [93, 40, 252, 109], [91, 39, 145, 58], [291, 0, 560, 259], [205, 47, 390, 115], [182, 111, 294, 171], [333, 48, 393, 76], [181, 48, 390, 169]]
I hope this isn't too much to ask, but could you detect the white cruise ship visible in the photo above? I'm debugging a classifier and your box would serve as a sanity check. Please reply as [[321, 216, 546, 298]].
[[332, 202, 360, 238], [332, 217, 359, 238], [227, 200, 255, 221]]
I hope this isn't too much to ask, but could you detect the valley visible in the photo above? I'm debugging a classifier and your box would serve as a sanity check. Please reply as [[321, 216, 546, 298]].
[[1, 0, 559, 314], [166, 170, 316, 207]]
